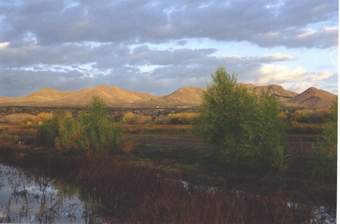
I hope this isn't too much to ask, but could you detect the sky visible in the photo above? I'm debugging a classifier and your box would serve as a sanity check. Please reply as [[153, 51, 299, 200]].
[[0, 0, 338, 96]]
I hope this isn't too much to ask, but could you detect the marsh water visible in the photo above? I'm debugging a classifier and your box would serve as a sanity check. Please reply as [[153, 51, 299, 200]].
[[0, 164, 110, 223], [0, 164, 336, 224]]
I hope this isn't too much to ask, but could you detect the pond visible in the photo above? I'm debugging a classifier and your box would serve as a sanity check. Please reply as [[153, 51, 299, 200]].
[[0, 164, 109, 223], [0, 164, 336, 224]]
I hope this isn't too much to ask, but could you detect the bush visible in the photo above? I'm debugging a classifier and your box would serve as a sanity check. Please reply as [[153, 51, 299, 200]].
[[167, 112, 199, 124], [55, 113, 89, 151], [196, 67, 286, 170], [37, 97, 120, 153], [122, 112, 152, 124], [35, 112, 53, 125]]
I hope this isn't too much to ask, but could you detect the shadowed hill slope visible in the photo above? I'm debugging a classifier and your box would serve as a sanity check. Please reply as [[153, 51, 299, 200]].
[[286, 87, 337, 109]]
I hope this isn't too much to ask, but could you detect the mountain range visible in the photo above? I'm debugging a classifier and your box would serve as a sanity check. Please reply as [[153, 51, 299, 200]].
[[0, 84, 336, 109]]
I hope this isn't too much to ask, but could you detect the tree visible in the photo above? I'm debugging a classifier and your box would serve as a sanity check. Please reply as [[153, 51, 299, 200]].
[[80, 97, 120, 153], [323, 101, 337, 156], [312, 101, 337, 179], [197, 67, 286, 170]]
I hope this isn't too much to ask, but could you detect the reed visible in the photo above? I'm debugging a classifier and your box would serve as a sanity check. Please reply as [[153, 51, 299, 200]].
[[0, 145, 313, 224]]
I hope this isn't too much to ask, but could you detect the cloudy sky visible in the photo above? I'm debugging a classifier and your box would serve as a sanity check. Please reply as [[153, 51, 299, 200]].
[[0, 0, 338, 96]]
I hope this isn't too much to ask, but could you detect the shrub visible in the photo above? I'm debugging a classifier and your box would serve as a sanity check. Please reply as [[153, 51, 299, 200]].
[[35, 112, 53, 125], [37, 97, 120, 153], [122, 112, 152, 124], [55, 113, 89, 151], [167, 112, 199, 124], [196, 67, 286, 170], [122, 112, 136, 124]]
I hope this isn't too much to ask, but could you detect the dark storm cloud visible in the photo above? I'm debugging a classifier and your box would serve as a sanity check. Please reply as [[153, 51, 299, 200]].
[[0, 0, 337, 48]]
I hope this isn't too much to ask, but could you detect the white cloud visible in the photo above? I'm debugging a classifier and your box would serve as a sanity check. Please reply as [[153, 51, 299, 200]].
[[268, 53, 295, 61], [255, 64, 336, 93], [0, 42, 9, 49], [257, 64, 306, 83]]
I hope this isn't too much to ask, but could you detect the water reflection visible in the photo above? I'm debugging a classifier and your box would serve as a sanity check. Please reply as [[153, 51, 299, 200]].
[[0, 164, 103, 223], [0, 164, 335, 224]]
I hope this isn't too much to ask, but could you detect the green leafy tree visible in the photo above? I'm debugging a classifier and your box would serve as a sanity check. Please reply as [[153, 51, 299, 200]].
[[323, 102, 337, 155], [80, 97, 120, 152], [313, 101, 337, 179], [197, 67, 286, 170]]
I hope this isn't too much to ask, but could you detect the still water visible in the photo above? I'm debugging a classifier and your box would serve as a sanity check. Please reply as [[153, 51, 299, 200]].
[[0, 164, 108, 223], [0, 164, 336, 224]]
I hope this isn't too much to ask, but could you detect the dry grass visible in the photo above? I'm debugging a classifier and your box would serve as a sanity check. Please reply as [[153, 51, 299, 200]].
[[122, 124, 193, 134], [0, 113, 37, 124]]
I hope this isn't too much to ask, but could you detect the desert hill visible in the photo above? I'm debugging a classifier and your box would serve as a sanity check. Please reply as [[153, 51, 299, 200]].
[[244, 84, 298, 99], [0, 84, 336, 109], [286, 87, 337, 109], [161, 87, 205, 105], [0, 85, 156, 107], [49, 85, 156, 107], [21, 88, 69, 103]]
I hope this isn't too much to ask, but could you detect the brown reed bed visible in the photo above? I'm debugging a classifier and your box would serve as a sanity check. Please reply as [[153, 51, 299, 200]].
[[0, 144, 315, 224]]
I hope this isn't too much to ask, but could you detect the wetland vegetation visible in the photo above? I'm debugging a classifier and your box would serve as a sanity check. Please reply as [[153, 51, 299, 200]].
[[0, 68, 336, 223]]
